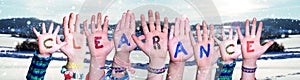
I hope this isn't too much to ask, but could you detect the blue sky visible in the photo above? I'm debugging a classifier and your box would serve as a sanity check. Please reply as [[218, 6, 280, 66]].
[[0, 0, 299, 24]]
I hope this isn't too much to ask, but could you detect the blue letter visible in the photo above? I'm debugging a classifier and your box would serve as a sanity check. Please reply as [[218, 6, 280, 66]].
[[200, 44, 210, 58], [118, 33, 130, 48], [174, 42, 188, 58]]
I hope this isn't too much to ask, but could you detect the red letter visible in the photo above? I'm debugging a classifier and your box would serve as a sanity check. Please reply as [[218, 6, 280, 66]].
[[247, 41, 254, 52], [94, 36, 104, 49], [73, 39, 81, 49]]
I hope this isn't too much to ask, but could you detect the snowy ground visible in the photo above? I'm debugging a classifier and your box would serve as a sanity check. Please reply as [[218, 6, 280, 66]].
[[0, 34, 300, 80], [2, 54, 300, 80]]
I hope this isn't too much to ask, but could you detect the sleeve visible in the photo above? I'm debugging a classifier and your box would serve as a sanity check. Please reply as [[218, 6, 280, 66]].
[[26, 51, 52, 80]]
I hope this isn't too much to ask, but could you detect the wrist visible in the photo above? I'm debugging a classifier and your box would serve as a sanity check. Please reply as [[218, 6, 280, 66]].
[[37, 52, 51, 58], [149, 58, 166, 69], [169, 61, 185, 66], [242, 59, 257, 68], [90, 56, 106, 66], [222, 59, 234, 64], [113, 51, 130, 64]]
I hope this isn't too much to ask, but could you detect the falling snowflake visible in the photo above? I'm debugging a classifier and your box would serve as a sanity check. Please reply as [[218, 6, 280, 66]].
[[27, 21, 31, 25], [71, 6, 76, 10]]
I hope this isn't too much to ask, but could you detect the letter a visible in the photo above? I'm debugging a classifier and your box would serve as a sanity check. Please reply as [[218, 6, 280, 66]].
[[118, 33, 130, 48], [200, 44, 210, 58], [174, 42, 188, 58]]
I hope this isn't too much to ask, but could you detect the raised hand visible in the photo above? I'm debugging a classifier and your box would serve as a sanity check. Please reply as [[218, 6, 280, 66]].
[[113, 10, 137, 53], [214, 28, 241, 64], [32, 22, 66, 57], [190, 21, 215, 80], [236, 18, 274, 66], [83, 12, 114, 57], [168, 17, 193, 62], [84, 12, 114, 80], [132, 10, 169, 68], [191, 21, 215, 68], [166, 16, 194, 80], [57, 13, 86, 63]]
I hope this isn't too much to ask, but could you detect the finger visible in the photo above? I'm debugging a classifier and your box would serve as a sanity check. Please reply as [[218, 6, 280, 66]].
[[120, 13, 126, 30], [179, 17, 185, 35], [196, 23, 202, 42], [130, 13, 136, 32], [189, 31, 196, 45], [169, 25, 175, 40], [202, 21, 208, 41], [32, 27, 40, 37], [53, 25, 60, 35], [185, 18, 191, 35], [97, 12, 102, 31], [56, 36, 62, 44], [116, 20, 121, 31], [132, 34, 144, 48], [163, 17, 168, 34], [256, 22, 263, 39], [261, 40, 274, 55], [221, 29, 226, 40], [52, 42, 67, 52], [141, 14, 149, 34], [209, 24, 214, 41], [69, 13, 75, 33], [75, 14, 80, 33], [236, 26, 244, 40], [213, 37, 221, 44], [42, 23, 46, 34], [91, 15, 96, 33], [174, 18, 180, 36], [251, 18, 257, 36], [148, 10, 155, 32], [233, 31, 239, 41], [245, 19, 250, 37], [103, 16, 109, 32], [138, 35, 146, 40], [63, 16, 69, 35], [83, 20, 90, 36], [233, 50, 242, 59], [228, 28, 233, 40], [48, 22, 54, 34], [125, 10, 131, 29], [155, 11, 161, 31]]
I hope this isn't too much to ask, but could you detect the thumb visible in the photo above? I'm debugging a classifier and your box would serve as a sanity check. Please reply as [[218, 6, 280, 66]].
[[261, 40, 274, 55], [56, 36, 62, 44], [131, 34, 144, 49]]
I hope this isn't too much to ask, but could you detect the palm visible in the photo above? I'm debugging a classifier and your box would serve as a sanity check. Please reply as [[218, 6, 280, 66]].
[[168, 17, 193, 62], [194, 40, 214, 67], [142, 31, 168, 57], [38, 34, 59, 54], [84, 13, 114, 57]]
